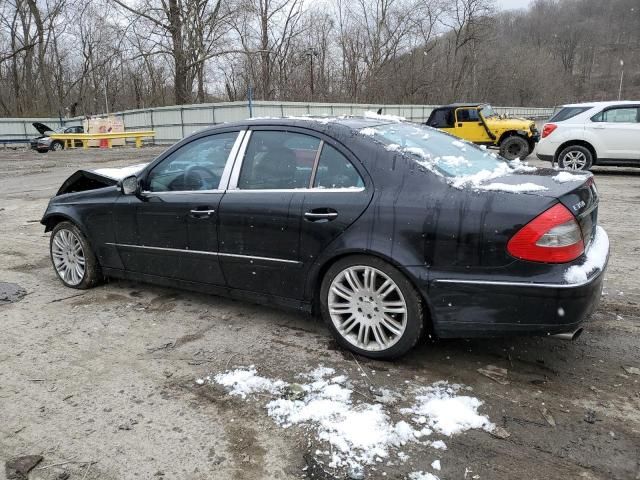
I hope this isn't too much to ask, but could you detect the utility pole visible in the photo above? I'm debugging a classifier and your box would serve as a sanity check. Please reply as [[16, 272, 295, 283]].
[[618, 60, 624, 101], [305, 48, 318, 100]]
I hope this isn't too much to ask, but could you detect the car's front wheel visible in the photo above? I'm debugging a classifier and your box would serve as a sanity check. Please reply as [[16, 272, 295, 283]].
[[558, 145, 593, 171], [50, 221, 101, 289], [499, 135, 530, 160], [50, 141, 64, 152], [320, 256, 424, 359]]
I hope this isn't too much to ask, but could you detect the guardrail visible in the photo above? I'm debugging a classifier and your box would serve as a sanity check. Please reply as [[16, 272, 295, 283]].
[[0, 102, 554, 145], [49, 131, 156, 149]]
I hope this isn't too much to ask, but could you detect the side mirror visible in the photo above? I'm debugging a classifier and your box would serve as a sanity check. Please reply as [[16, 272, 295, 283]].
[[120, 175, 139, 195]]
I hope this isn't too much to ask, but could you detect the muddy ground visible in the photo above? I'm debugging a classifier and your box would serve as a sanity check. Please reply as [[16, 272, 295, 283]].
[[0, 145, 638, 480]]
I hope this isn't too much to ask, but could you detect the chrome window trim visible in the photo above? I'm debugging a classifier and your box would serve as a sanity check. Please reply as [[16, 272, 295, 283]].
[[141, 130, 246, 196], [223, 187, 366, 193], [227, 129, 367, 193], [106, 242, 301, 265], [228, 130, 252, 190]]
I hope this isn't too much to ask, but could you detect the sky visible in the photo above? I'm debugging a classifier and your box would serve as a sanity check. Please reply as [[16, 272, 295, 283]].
[[496, 0, 533, 10]]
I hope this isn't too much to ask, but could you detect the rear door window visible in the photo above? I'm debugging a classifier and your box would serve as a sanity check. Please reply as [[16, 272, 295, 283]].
[[238, 131, 321, 189], [591, 107, 640, 123], [312, 144, 364, 189], [428, 109, 454, 128], [549, 107, 592, 122]]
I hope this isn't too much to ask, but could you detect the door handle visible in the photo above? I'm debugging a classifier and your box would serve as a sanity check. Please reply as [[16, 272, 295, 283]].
[[593, 125, 606, 129], [304, 209, 338, 222], [189, 208, 216, 218]]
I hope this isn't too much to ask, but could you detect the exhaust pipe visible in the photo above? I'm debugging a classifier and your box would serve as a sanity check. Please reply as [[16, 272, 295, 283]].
[[550, 327, 583, 341]]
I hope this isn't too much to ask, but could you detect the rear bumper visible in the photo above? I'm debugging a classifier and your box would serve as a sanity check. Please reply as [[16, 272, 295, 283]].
[[406, 234, 609, 339], [427, 266, 605, 338], [536, 153, 554, 162]]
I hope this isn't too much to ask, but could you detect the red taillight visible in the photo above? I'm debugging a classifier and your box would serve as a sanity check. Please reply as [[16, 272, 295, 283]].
[[507, 203, 584, 263], [541, 123, 557, 138]]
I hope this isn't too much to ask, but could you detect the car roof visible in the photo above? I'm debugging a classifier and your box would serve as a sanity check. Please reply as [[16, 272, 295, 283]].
[[195, 116, 396, 134], [558, 100, 640, 108]]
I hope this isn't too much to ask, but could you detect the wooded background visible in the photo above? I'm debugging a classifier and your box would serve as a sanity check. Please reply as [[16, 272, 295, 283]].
[[1, 0, 638, 118]]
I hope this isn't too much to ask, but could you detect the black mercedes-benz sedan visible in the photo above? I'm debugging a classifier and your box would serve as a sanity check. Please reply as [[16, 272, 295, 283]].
[[41, 116, 609, 359]]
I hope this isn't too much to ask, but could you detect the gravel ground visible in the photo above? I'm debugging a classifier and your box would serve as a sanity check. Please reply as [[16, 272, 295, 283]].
[[0, 145, 638, 480]]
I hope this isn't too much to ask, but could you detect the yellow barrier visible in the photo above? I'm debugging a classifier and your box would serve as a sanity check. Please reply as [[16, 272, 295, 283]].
[[48, 130, 156, 149]]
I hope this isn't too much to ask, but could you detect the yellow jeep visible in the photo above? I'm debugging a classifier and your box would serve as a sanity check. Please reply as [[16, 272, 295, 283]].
[[425, 103, 540, 160]]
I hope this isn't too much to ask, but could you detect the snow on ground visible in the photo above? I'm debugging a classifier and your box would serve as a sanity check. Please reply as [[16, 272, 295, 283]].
[[401, 381, 494, 436], [553, 171, 590, 183], [564, 226, 610, 284], [92, 163, 148, 180], [409, 471, 440, 480], [213, 365, 286, 399], [211, 365, 494, 474]]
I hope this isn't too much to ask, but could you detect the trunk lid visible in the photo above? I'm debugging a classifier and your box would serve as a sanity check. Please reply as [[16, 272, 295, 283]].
[[480, 168, 598, 246]]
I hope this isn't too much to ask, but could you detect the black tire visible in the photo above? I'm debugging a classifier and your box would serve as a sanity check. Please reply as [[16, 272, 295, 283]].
[[50, 221, 102, 289], [320, 255, 424, 360], [557, 145, 593, 171], [50, 141, 64, 152], [499, 135, 530, 160]]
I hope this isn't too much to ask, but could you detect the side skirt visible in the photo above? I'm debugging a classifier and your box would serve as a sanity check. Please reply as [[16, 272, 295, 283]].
[[102, 267, 312, 313]]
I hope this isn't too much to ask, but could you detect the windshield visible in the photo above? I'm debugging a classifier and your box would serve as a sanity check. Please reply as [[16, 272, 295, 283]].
[[480, 105, 497, 118], [361, 123, 509, 177]]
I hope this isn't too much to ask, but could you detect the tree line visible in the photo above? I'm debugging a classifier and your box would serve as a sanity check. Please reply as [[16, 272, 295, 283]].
[[0, 0, 638, 118]]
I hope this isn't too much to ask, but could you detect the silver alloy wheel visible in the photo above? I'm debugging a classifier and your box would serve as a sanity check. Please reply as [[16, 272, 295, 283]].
[[328, 265, 408, 352], [51, 142, 63, 151], [51, 229, 86, 286], [562, 150, 587, 170]]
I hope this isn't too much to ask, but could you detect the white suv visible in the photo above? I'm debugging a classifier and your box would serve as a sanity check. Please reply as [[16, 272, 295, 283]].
[[536, 101, 640, 170]]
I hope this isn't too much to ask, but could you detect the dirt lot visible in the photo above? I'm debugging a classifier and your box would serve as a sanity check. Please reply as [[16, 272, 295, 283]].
[[0, 145, 638, 480]]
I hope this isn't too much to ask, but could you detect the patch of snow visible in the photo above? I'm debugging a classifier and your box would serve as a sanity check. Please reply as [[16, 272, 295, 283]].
[[431, 459, 441, 471], [284, 115, 344, 124], [409, 472, 440, 480], [451, 140, 466, 149], [476, 182, 548, 193], [402, 382, 494, 436], [213, 367, 491, 473], [430, 440, 447, 450], [507, 158, 537, 172], [359, 127, 377, 136], [553, 171, 588, 183], [439, 155, 472, 168], [385, 143, 401, 152], [213, 365, 285, 399], [564, 226, 609, 284], [92, 163, 148, 180], [363, 110, 406, 122]]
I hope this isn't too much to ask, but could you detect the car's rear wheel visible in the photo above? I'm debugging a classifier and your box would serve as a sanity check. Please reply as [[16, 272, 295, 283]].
[[50, 221, 101, 289], [558, 145, 593, 171], [320, 255, 424, 359], [50, 141, 64, 151], [499, 135, 530, 160]]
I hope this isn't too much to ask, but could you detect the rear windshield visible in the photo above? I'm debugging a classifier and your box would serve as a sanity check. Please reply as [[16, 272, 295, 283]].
[[549, 107, 592, 122], [361, 123, 509, 177]]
